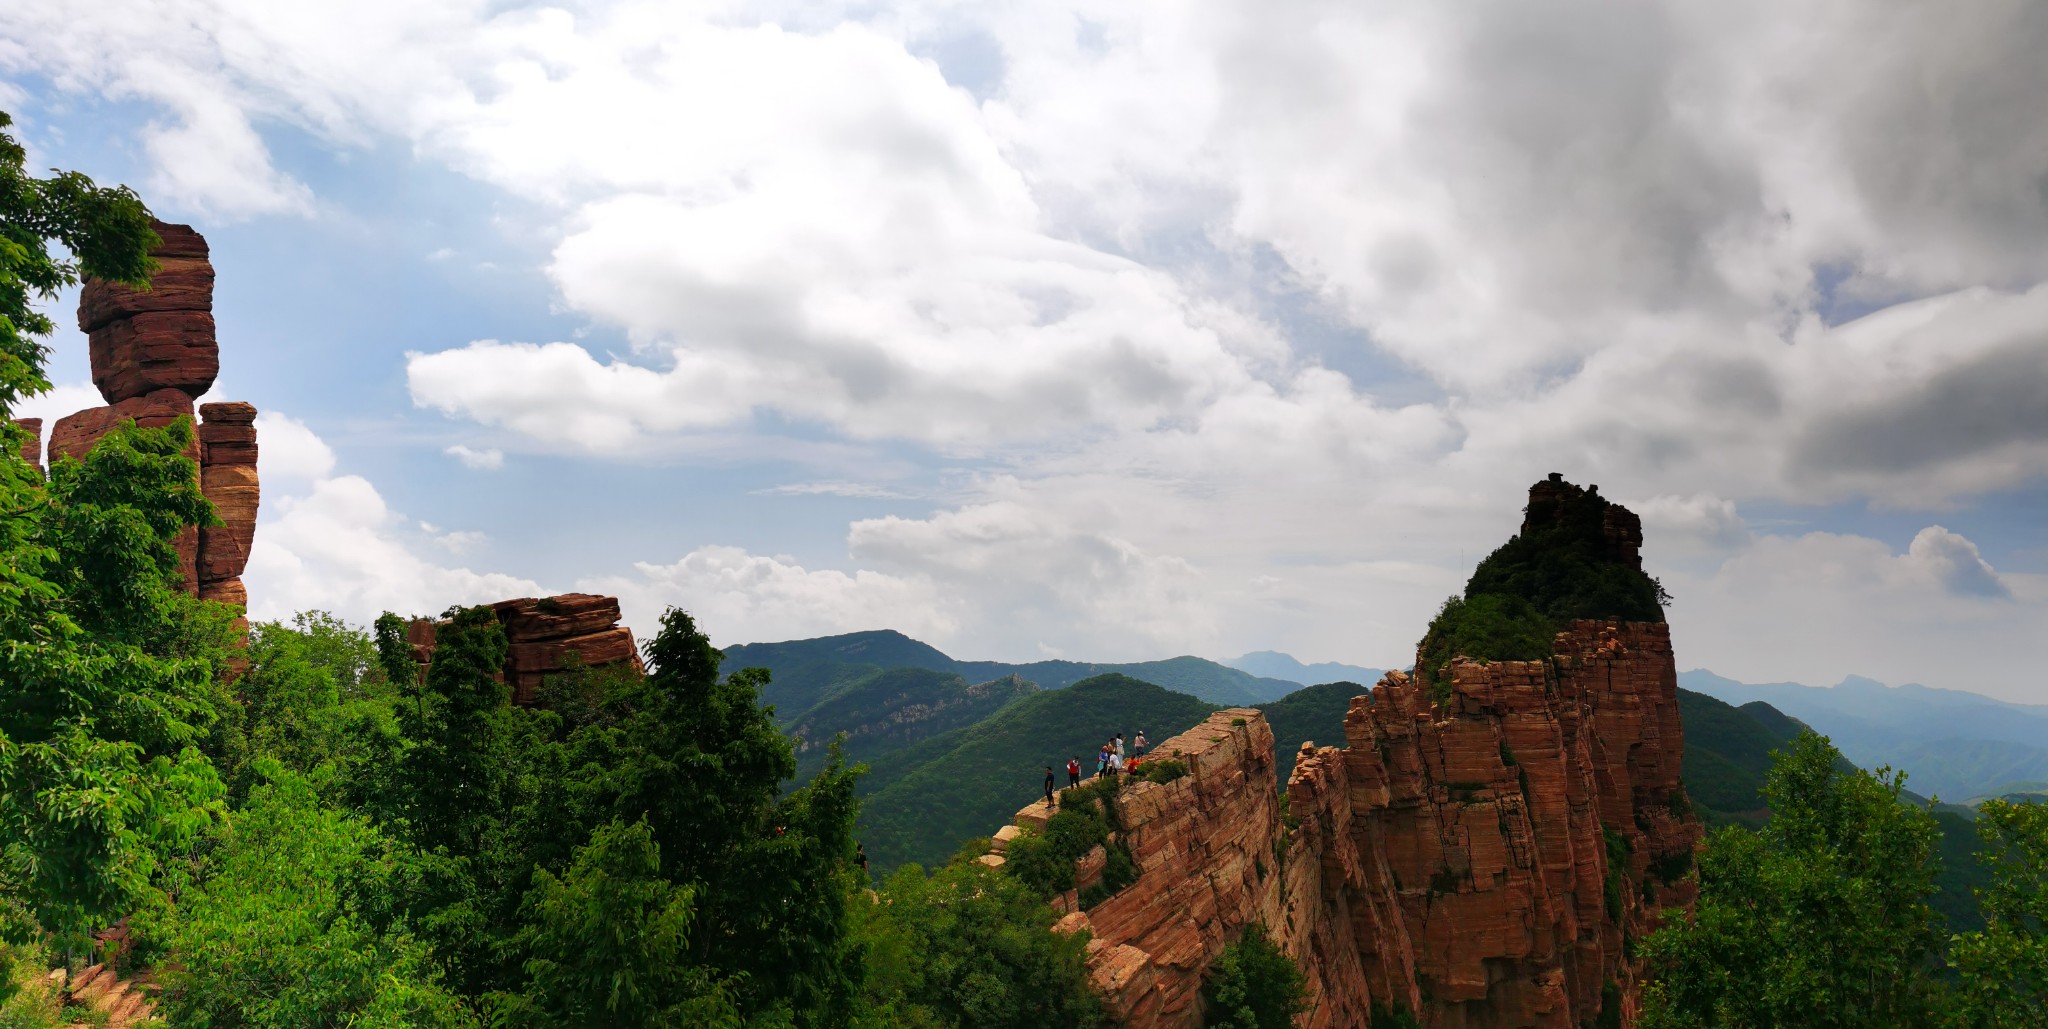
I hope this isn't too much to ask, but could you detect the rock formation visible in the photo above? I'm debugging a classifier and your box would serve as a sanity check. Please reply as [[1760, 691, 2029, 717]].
[[406, 593, 645, 703], [31, 220, 260, 613], [982, 485, 1703, 1028], [7, 417, 40, 467]]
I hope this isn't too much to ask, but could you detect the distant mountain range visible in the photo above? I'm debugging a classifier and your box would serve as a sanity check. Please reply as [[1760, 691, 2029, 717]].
[[1680, 670, 2048, 803], [722, 629, 1305, 711], [1224, 651, 1385, 689]]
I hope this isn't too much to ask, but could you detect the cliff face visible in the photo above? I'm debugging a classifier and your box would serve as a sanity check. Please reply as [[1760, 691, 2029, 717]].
[[989, 618, 1701, 1028]]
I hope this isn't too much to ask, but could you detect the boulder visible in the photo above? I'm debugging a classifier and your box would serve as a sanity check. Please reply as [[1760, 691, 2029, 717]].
[[87, 309, 219, 400]]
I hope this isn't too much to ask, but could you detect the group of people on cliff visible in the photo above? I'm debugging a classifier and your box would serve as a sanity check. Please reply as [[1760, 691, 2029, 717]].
[[1042, 729, 1148, 806]]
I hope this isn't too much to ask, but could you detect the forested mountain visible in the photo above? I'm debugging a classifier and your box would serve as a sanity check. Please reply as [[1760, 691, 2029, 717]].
[[786, 667, 1039, 780], [724, 629, 1300, 709], [853, 673, 1219, 872]]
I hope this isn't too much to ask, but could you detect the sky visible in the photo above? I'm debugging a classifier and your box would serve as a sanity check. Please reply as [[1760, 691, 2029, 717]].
[[3, 0, 2045, 703]]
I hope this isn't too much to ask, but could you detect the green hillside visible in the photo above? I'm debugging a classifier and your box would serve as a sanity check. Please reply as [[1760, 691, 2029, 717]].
[[1256, 681, 1368, 786], [787, 667, 1038, 780], [1677, 689, 1801, 825], [855, 673, 1219, 873]]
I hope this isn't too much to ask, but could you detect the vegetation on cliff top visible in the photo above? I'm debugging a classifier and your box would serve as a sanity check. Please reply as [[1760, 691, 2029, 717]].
[[1416, 476, 1668, 699]]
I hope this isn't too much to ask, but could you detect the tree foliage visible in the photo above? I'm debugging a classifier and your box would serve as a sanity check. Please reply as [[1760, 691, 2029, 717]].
[[853, 856, 1107, 1029], [1202, 923, 1310, 1029], [1638, 731, 2048, 1029], [139, 765, 475, 1028], [1946, 799, 2048, 1028]]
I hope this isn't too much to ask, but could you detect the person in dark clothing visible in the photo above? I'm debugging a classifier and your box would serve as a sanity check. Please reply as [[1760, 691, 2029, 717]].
[[1044, 766, 1057, 807], [855, 843, 868, 875], [1067, 756, 1082, 788]]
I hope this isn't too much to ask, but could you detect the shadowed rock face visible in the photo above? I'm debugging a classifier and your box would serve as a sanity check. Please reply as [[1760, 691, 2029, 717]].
[[25, 221, 260, 619]]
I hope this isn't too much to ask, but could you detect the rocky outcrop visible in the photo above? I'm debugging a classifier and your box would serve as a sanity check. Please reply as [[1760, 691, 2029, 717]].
[[38, 220, 259, 612], [982, 628, 1701, 1027], [407, 593, 645, 704]]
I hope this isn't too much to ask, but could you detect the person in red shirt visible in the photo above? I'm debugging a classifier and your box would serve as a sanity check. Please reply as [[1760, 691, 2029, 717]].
[[1066, 756, 1081, 788]]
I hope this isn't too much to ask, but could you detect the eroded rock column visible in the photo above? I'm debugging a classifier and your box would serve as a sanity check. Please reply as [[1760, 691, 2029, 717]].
[[52, 220, 259, 612]]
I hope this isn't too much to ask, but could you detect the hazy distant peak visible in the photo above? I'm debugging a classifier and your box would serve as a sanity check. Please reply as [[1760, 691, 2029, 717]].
[[1225, 650, 1384, 687]]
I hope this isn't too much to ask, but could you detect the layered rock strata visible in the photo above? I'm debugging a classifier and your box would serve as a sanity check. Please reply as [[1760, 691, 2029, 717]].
[[406, 593, 645, 703], [987, 621, 1700, 1028], [35, 220, 258, 611]]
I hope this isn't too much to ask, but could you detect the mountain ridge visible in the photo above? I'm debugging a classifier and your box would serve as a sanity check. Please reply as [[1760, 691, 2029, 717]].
[[724, 629, 1302, 708]]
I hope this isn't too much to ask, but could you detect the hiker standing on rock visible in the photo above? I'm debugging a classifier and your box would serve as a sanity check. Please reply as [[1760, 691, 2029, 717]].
[[1097, 745, 1111, 779], [1108, 750, 1123, 780], [1067, 756, 1081, 788], [1114, 733, 1125, 761], [1134, 730, 1148, 758], [1044, 766, 1057, 807]]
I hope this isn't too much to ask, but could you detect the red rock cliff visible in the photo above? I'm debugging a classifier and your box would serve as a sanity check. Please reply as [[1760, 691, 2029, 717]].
[[985, 626, 1700, 1028]]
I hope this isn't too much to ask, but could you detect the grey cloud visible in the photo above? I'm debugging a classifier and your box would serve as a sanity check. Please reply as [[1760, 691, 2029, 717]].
[[1794, 335, 2048, 476], [1822, 2, 2048, 286]]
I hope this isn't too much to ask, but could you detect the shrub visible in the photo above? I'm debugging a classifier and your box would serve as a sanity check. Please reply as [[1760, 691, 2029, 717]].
[[1005, 792, 1139, 908], [1429, 867, 1463, 895], [1142, 759, 1190, 785], [1370, 1002, 1422, 1029], [1603, 828, 1631, 921], [1002, 827, 1073, 897], [1201, 924, 1309, 1029], [1231, 718, 1248, 727]]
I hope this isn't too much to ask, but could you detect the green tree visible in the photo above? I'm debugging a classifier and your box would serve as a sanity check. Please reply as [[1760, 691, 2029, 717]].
[[400, 605, 511, 856], [1947, 799, 2047, 1028], [853, 857, 1106, 1029], [1641, 731, 1946, 1028], [541, 609, 866, 1024], [1201, 923, 1310, 1029], [495, 818, 741, 1028], [218, 613, 409, 813], [138, 763, 477, 1028]]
